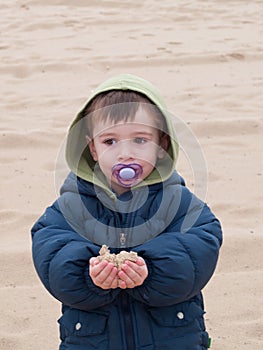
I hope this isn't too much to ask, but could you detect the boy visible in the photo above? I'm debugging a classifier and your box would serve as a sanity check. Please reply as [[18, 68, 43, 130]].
[[31, 74, 222, 350]]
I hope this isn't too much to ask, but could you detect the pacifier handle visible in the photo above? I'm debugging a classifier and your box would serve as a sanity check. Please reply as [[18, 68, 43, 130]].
[[119, 167, 136, 180], [112, 163, 143, 187]]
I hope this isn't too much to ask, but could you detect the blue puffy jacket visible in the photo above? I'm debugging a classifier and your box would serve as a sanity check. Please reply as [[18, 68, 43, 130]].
[[31, 171, 222, 350]]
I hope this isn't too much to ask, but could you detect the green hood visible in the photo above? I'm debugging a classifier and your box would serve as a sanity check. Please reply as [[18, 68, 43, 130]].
[[65, 74, 179, 195]]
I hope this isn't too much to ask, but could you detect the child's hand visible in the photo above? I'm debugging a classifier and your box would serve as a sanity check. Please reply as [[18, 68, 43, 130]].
[[89, 258, 118, 289], [118, 257, 148, 289]]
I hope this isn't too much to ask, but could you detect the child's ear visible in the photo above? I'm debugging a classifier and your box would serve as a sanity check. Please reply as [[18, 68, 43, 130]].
[[158, 148, 166, 159], [158, 134, 170, 159], [85, 135, 98, 161]]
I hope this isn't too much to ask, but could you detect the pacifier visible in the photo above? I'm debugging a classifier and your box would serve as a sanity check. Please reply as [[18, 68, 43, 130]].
[[112, 163, 143, 187]]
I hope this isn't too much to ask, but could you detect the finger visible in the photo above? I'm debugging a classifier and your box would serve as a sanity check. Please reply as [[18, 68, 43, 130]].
[[125, 259, 144, 270], [121, 263, 140, 281], [125, 260, 148, 278], [90, 260, 108, 278], [118, 269, 136, 288], [110, 277, 119, 289], [101, 266, 118, 289], [118, 279, 127, 289], [125, 257, 145, 268], [121, 263, 148, 287], [89, 257, 99, 267], [135, 257, 146, 266], [95, 262, 116, 284]]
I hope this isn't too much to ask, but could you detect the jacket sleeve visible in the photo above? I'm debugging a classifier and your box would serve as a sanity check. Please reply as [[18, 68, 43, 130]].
[[31, 200, 120, 311], [126, 187, 222, 307]]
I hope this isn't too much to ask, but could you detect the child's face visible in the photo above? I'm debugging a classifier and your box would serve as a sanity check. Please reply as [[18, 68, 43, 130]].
[[88, 106, 166, 195]]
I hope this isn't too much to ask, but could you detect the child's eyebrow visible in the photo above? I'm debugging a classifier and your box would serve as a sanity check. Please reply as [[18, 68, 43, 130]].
[[98, 131, 154, 138], [131, 131, 154, 137], [98, 132, 117, 138]]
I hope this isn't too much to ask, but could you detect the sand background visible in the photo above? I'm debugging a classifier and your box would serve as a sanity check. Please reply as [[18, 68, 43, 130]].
[[0, 1, 262, 349]]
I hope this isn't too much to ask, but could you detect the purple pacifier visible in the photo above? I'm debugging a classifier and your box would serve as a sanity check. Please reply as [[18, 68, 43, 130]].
[[112, 163, 143, 187]]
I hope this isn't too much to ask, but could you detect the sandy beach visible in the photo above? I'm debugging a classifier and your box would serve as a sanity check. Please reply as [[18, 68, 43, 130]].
[[0, 1, 262, 349]]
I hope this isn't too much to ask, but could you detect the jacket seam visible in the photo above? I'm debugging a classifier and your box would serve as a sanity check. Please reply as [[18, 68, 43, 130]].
[[174, 236, 196, 298]]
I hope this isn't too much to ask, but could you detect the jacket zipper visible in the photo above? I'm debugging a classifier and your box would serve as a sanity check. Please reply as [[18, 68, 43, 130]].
[[120, 292, 135, 350], [119, 211, 135, 350]]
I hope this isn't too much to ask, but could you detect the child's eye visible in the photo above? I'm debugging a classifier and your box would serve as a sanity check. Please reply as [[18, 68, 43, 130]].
[[103, 138, 117, 145], [134, 137, 147, 144]]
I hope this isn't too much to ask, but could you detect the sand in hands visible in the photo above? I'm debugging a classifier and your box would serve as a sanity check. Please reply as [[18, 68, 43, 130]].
[[96, 245, 138, 270]]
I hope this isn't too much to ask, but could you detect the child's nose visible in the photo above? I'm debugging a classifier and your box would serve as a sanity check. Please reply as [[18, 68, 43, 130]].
[[117, 140, 134, 161]]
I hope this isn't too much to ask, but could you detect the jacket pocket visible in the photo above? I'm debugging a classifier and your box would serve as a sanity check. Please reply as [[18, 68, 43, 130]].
[[147, 301, 206, 347], [148, 301, 204, 327], [58, 309, 108, 340]]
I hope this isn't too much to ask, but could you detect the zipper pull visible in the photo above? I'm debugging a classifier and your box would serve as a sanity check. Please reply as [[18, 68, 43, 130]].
[[120, 233, 126, 247]]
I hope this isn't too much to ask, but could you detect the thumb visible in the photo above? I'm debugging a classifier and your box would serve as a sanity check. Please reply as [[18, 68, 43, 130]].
[[89, 257, 99, 266], [136, 257, 146, 266]]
